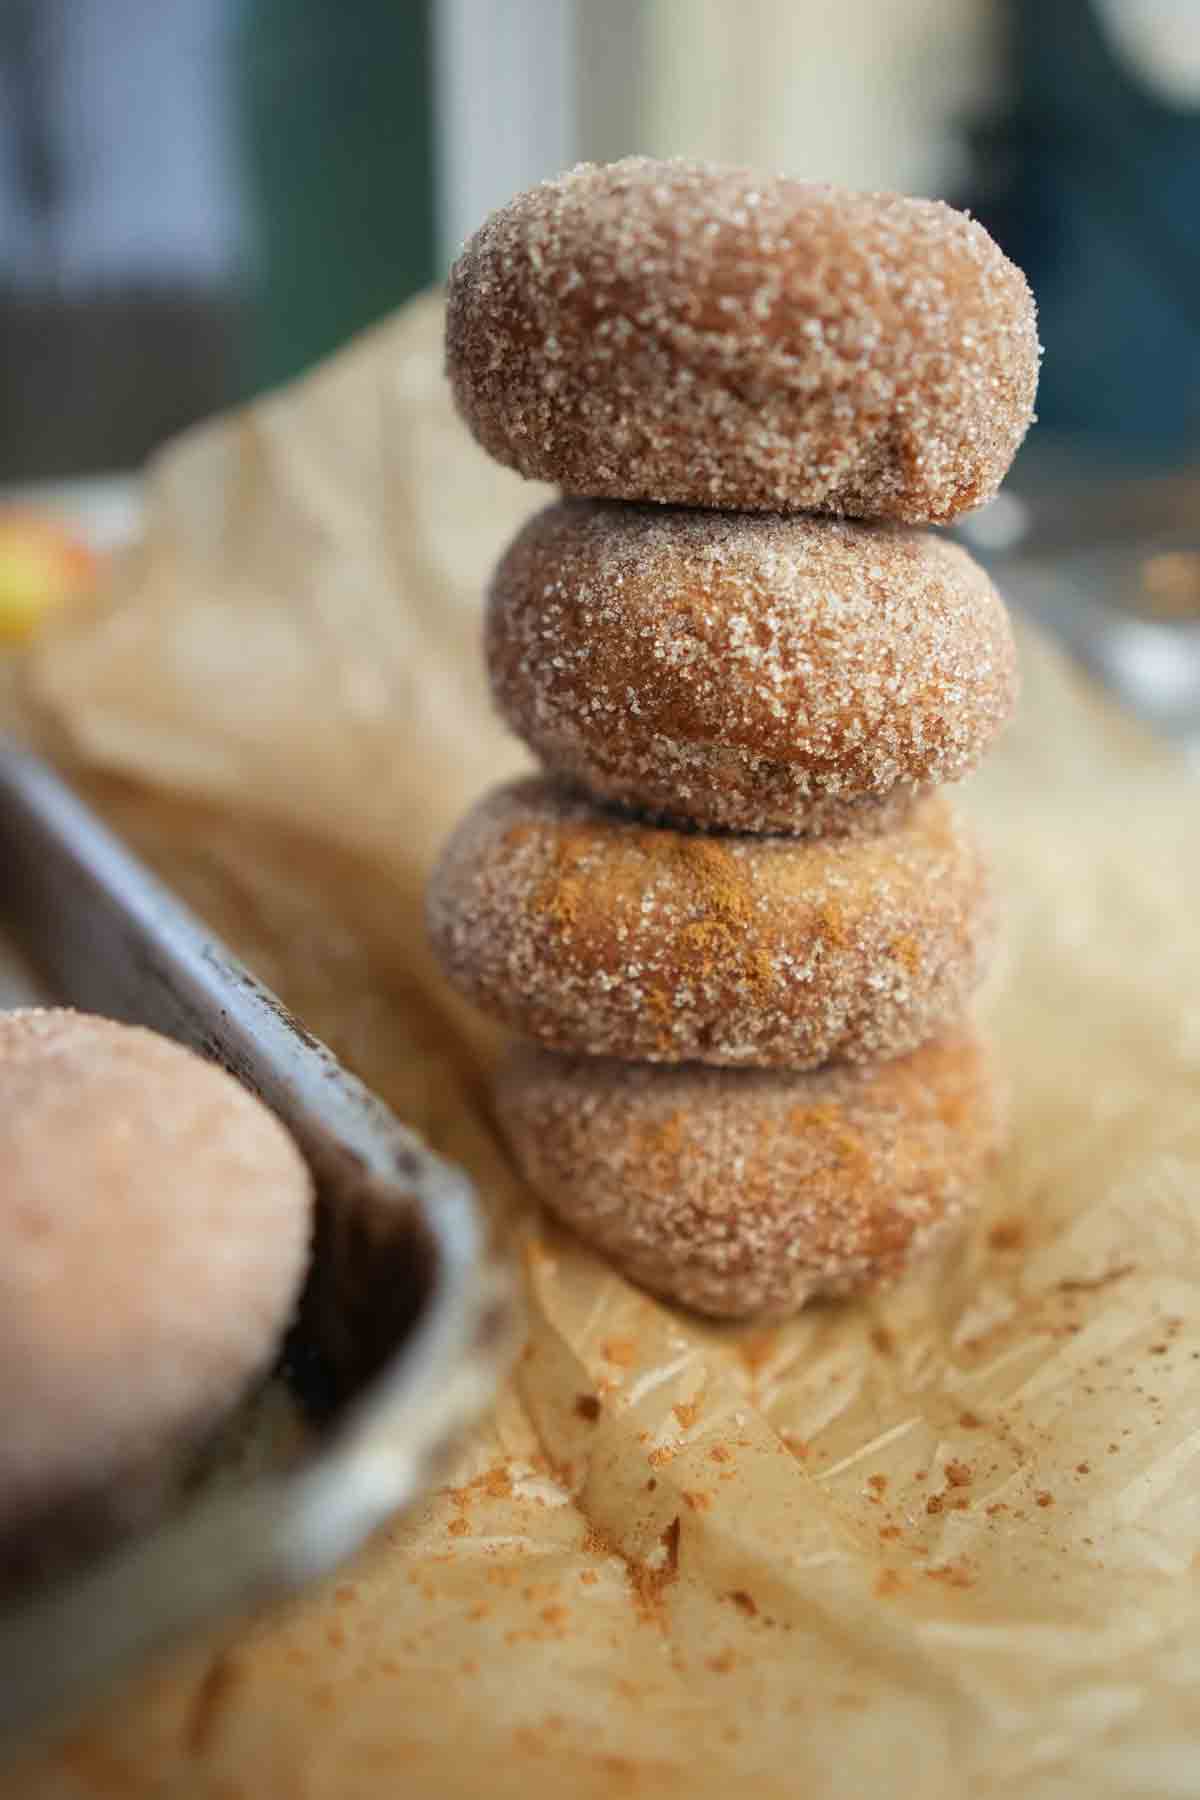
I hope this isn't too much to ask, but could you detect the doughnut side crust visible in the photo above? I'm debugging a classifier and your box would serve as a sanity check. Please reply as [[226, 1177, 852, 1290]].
[[426, 779, 993, 1068], [447, 158, 1039, 522], [498, 1033, 999, 1319]]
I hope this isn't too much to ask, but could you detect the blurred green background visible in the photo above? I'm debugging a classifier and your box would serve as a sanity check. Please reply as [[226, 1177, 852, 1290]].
[[236, 0, 435, 391]]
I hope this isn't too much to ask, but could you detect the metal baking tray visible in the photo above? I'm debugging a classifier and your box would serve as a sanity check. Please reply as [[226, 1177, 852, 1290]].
[[0, 742, 516, 1750]]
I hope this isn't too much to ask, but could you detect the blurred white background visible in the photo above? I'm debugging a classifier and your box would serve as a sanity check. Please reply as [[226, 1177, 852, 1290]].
[[433, 0, 997, 262]]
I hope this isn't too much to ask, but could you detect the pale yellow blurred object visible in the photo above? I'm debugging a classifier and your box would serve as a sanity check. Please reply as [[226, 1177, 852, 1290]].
[[5, 295, 1200, 1799], [0, 513, 97, 645]]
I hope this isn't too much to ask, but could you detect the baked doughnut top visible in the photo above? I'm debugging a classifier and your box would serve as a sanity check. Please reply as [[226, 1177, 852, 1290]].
[[487, 499, 1017, 833], [499, 1032, 997, 1320], [427, 778, 992, 1068], [447, 157, 1039, 522]]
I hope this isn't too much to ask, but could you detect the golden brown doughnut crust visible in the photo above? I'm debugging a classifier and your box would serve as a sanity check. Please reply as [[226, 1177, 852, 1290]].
[[487, 499, 1017, 834], [498, 1033, 998, 1320], [446, 157, 1039, 523], [0, 1010, 312, 1551], [426, 779, 992, 1068]]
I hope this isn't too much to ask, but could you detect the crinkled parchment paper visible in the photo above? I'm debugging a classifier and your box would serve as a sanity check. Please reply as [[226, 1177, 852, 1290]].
[[6, 296, 1200, 1800]]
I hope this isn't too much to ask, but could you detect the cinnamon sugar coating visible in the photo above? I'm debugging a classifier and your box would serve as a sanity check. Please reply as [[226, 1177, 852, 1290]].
[[426, 779, 992, 1068], [487, 499, 1017, 834], [499, 1031, 998, 1319], [446, 157, 1039, 522]]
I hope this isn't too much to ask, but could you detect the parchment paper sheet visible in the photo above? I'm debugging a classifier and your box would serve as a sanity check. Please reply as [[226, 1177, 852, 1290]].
[[6, 296, 1200, 1799]]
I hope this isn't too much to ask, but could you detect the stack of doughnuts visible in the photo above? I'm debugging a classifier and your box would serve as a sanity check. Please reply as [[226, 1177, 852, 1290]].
[[430, 158, 1038, 1321]]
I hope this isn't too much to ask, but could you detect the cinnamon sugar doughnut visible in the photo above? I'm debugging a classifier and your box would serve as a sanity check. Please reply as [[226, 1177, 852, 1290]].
[[487, 499, 1017, 834], [426, 778, 991, 1068], [446, 157, 1039, 523], [0, 1009, 312, 1562], [499, 1032, 998, 1320]]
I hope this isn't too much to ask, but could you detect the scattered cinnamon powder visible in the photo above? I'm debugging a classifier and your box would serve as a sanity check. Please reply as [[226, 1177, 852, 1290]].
[[739, 1330, 779, 1375], [988, 1219, 1025, 1252], [582, 1525, 617, 1558], [926, 1562, 974, 1589], [628, 1517, 683, 1621], [729, 1590, 758, 1618], [575, 1394, 602, 1423]]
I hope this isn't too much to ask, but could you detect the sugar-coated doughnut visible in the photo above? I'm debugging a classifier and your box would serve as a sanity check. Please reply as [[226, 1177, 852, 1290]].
[[426, 779, 991, 1068], [446, 157, 1039, 522], [0, 1009, 313, 1558], [499, 1032, 998, 1320], [487, 499, 1017, 834]]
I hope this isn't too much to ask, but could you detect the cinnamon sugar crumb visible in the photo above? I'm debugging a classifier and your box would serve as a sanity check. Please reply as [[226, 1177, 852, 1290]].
[[925, 1561, 974, 1589]]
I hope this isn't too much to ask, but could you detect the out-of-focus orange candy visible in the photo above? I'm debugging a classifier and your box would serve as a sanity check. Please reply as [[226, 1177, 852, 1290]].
[[0, 512, 98, 643]]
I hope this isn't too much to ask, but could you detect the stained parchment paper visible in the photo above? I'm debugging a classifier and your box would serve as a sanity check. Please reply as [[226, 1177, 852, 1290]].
[[5, 295, 1200, 1800]]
